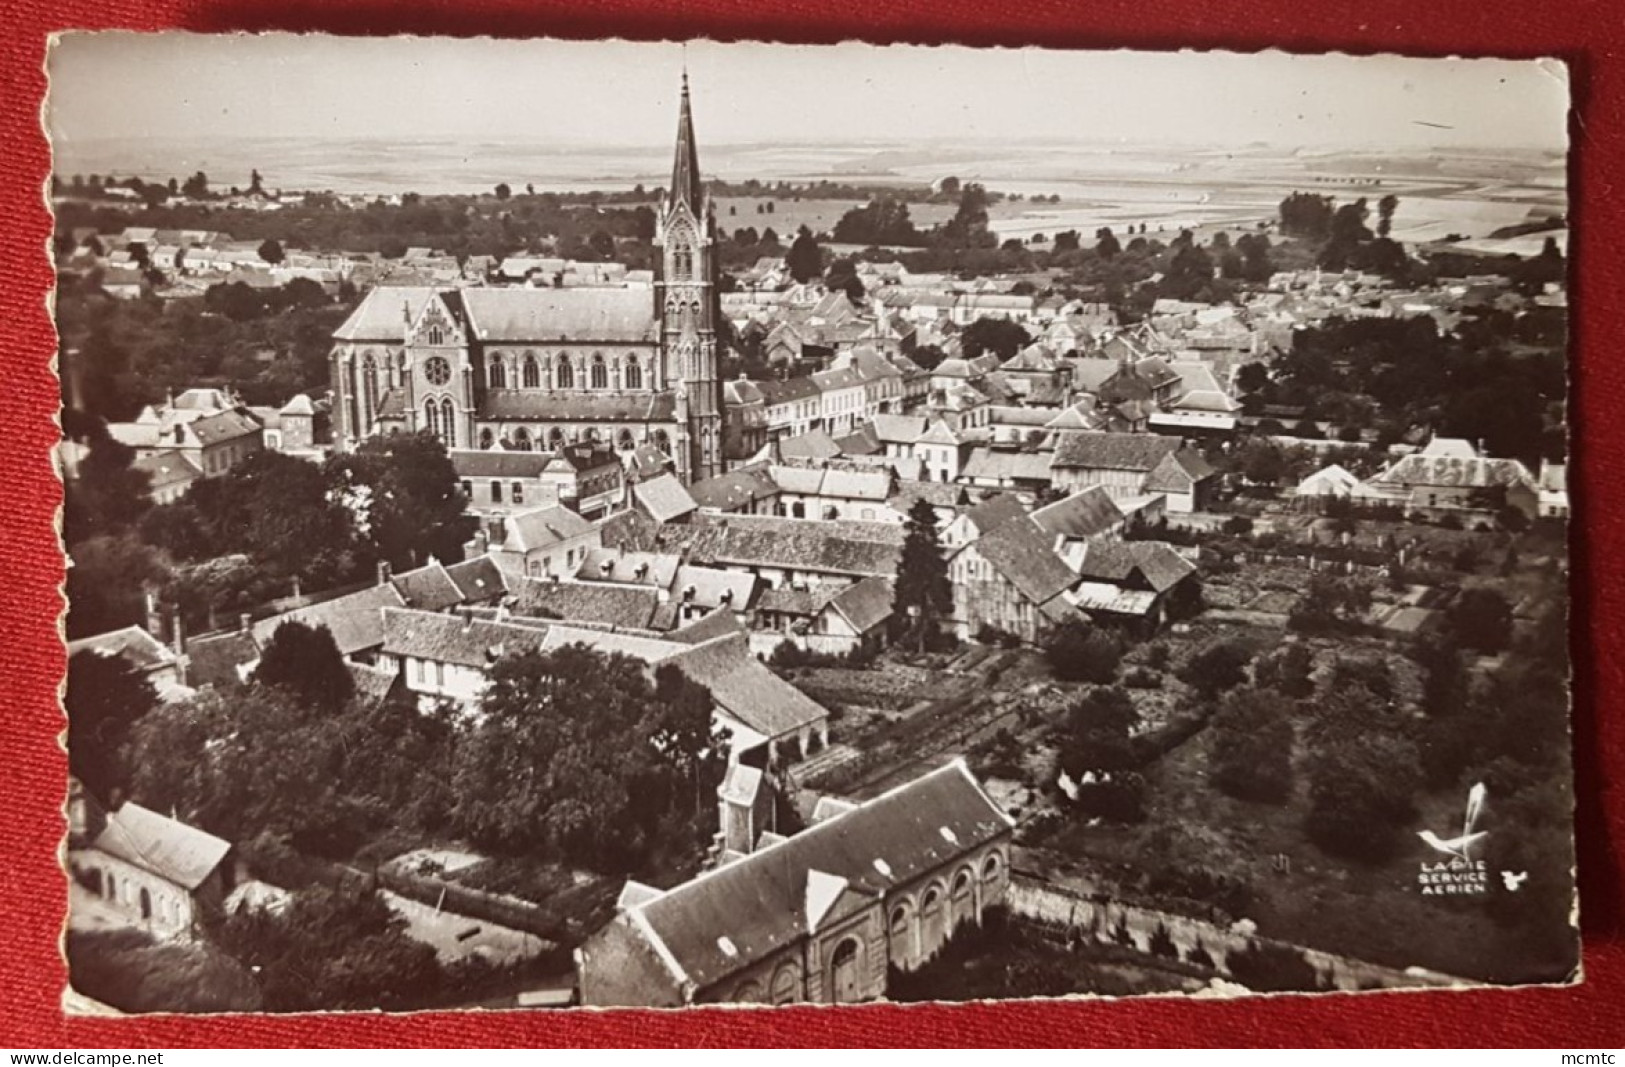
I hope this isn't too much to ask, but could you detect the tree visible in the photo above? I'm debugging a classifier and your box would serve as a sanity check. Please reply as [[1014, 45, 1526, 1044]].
[[1045, 621, 1122, 684], [257, 238, 285, 265], [1179, 639, 1254, 699], [63, 435, 152, 546], [494, 182, 512, 200], [181, 171, 210, 199], [254, 621, 354, 713], [1448, 587, 1514, 654], [832, 198, 924, 246], [892, 498, 952, 653], [1287, 573, 1372, 633], [451, 644, 722, 870], [1376, 194, 1399, 238], [1278, 192, 1334, 240], [66, 650, 159, 800], [1055, 687, 1145, 823], [1305, 732, 1422, 862], [824, 257, 865, 303], [1094, 227, 1121, 259], [326, 431, 475, 569], [785, 226, 823, 284], [66, 533, 168, 640], [960, 316, 1031, 360], [1209, 687, 1295, 803], [1253, 642, 1315, 699], [587, 229, 616, 260]]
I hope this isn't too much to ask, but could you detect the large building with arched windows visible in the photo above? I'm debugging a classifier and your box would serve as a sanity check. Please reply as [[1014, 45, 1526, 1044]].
[[576, 761, 1015, 1007], [328, 75, 724, 485]]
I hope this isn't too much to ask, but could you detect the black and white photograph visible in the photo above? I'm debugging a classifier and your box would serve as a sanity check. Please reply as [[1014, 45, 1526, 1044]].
[[49, 34, 1576, 1013]]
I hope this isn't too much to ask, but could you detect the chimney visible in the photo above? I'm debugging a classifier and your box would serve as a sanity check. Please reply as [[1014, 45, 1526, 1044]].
[[461, 607, 474, 630], [377, 560, 393, 587], [239, 612, 252, 634], [143, 589, 161, 637], [291, 574, 302, 600]]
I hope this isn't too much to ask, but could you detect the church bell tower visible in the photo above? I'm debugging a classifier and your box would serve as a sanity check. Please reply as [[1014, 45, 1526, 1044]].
[[655, 72, 724, 483]]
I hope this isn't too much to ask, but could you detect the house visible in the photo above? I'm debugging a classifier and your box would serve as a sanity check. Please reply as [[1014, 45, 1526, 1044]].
[[1030, 485, 1127, 544], [1056, 540, 1199, 635], [1361, 454, 1540, 521], [69, 804, 233, 941], [960, 447, 1055, 493], [1537, 460, 1569, 519], [752, 575, 895, 659], [67, 626, 186, 699], [632, 472, 699, 525], [668, 633, 831, 761], [452, 449, 564, 533], [511, 579, 660, 630], [130, 451, 204, 505], [942, 492, 1029, 550], [767, 463, 899, 523], [722, 378, 768, 461], [948, 516, 1085, 644], [656, 514, 902, 593], [250, 567, 408, 662], [489, 504, 601, 580], [689, 465, 781, 516], [1294, 464, 1361, 507], [577, 761, 1014, 1007], [1050, 433, 1216, 513]]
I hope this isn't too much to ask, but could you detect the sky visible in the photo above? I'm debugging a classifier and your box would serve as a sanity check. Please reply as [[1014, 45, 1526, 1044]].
[[46, 34, 1569, 153]]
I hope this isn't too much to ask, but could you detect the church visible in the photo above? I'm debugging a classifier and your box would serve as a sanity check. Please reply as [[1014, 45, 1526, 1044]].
[[328, 75, 725, 485]]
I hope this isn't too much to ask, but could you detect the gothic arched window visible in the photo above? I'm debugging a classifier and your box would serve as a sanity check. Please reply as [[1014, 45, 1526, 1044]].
[[590, 354, 608, 390], [513, 427, 532, 452], [673, 247, 693, 279], [478, 428, 495, 450], [423, 399, 440, 438], [653, 430, 671, 455], [547, 427, 566, 451], [583, 426, 600, 443], [616, 429, 634, 451], [522, 353, 540, 389], [556, 357, 574, 389], [361, 353, 379, 429], [624, 357, 643, 391], [488, 354, 506, 389], [440, 398, 457, 448]]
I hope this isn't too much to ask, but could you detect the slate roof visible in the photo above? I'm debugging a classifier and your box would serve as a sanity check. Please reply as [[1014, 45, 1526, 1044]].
[[962, 448, 1055, 485], [870, 414, 928, 445], [188, 409, 264, 447], [1031, 486, 1126, 541], [451, 450, 556, 479], [891, 480, 968, 511], [445, 556, 511, 602], [391, 561, 466, 612], [756, 376, 823, 407], [670, 607, 747, 645], [633, 474, 698, 524], [668, 634, 828, 740], [774, 431, 843, 463], [458, 288, 658, 343], [511, 580, 659, 630], [1051, 432, 1182, 472], [971, 517, 1079, 606], [481, 390, 677, 423], [333, 286, 439, 342], [92, 803, 231, 891], [578, 548, 682, 589], [1145, 450, 1217, 494], [131, 451, 203, 491], [613, 762, 1011, 992], [960, 492, 1029, 536], [673, 565, 758, 612]]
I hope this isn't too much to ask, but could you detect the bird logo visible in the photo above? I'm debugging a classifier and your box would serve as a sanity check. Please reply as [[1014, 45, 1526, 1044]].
[[1501, 870, 1529, 892], [1418, 781, 1488, 861]]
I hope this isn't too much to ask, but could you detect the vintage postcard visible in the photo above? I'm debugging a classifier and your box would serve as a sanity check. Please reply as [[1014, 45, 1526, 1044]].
[[48, 35, 1575, 1012]]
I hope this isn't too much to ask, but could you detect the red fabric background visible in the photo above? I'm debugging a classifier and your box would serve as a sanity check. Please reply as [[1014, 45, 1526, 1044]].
[[3, 0, 1621, 1048]]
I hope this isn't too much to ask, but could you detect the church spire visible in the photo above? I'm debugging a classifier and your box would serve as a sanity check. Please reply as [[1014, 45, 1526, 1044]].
[[669, 71, 704, 211]]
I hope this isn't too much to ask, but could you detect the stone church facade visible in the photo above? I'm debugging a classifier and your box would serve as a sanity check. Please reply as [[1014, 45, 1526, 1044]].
[[329, 76, 724, 485]]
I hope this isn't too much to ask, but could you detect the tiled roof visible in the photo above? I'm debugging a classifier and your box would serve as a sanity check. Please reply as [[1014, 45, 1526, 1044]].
[[511, 579, 660, 630], [1065, 540, 1196, 593], [608, 762, 1010, 991], [633, 474, 698, 524], [669, 515, 901, 578], [481, 390, 677, 423], [669, 634, 828, 740], [504, 506, 595, 553], [1370, 454, 1536, 491], [131, 451, 203, 491], [445, 556, 511, 602], [870, 414, 928, 444], [774, 431, 842, 463], [757, 377, 822, 406], [971, 517, 1079, 606], [381, 607, 549, 669], [962, 447, 1055, 484], [689, 465, 780, 512], [1051, 432, 1182, 472], [253, 582, 405, 656], [891, 479, 967, 511], [670, 607, 747, 645], [960, 493, 1029, 536], [92, 803, 231, 891], [391, 561, 466, 612], [67, 626, 176, 672], [673, 565, 758, 612], [1031, 486, 1125, 541], [188, 408, 263, 447], [578, 548, 682, 590], [827, 576, 895, 634], [183, 630, 259, 689]]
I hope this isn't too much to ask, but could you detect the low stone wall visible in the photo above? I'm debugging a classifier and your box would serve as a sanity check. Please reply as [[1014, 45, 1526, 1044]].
[[1007, 872, 1461, 993]]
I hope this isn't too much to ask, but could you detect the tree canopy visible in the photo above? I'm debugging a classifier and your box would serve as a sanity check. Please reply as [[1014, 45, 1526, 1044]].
[[892, 498, 953, 652]]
